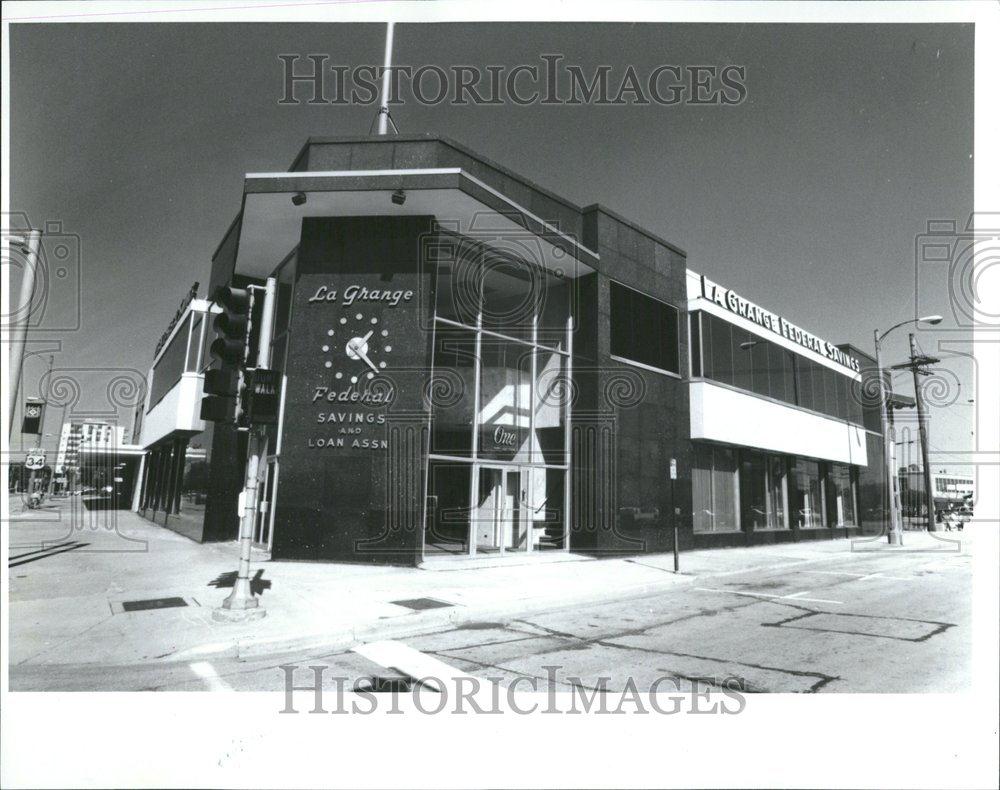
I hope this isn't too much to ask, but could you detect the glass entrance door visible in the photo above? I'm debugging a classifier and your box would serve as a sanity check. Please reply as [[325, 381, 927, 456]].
[[473, 465, 528, 556]]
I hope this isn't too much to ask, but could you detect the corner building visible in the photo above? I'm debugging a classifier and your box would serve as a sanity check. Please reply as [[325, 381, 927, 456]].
[[134, 134, 889, 564]]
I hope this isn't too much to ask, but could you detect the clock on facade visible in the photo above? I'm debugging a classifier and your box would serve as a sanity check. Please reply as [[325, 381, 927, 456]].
[[322, 311, 392, 384]]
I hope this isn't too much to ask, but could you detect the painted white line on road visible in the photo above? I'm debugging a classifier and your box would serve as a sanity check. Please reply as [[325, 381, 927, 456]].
[[803, 570, 918, 583], [352, 640, 479, 693], [695, 587, 843, 605], [782, 590, 844, 605], [189, 661, 232, 691], [695, 587, 783, 600], [804, 570, 866, 577]]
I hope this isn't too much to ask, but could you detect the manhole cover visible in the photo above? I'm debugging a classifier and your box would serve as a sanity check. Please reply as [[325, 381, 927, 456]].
[[390, 597, 454, 611], [121, 597, 189, 612]]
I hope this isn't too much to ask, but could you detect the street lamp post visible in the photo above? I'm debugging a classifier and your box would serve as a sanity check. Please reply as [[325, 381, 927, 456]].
[[873, 314, 942, 545], [7, 230, 43, 437]]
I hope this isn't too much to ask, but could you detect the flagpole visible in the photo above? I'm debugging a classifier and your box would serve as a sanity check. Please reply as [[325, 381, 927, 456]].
[[377, 22, 395, 135]]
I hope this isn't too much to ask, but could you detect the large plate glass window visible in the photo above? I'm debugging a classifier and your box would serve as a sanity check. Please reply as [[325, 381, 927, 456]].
[[610, 281, 679, 375]]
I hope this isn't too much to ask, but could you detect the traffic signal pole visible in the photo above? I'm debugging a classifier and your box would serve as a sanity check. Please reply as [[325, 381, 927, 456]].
[[215, 276, 277, 621]]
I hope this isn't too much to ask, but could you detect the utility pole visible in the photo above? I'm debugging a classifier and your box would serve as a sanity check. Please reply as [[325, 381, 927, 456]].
[[215, 277, 277, 621], [908, 333, 937, 532], [872, 314, 942, 544], [7, 229, 43, 436], [873, 329, 902, 545]]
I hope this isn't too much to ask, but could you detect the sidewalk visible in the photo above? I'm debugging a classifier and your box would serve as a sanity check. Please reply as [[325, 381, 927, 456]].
[[6, 500, 964, 668]]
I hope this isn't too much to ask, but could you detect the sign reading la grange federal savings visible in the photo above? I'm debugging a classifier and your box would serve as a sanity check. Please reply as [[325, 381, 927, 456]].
[[700, 276, 861, 373]]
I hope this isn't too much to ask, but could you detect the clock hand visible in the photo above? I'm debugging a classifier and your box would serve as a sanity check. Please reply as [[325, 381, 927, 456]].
[[356, 347, 380, 374], [361, 330, 374, 342]]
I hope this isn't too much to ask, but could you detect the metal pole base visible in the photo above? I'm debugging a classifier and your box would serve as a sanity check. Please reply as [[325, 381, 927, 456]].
[[887, 530, 902, 546], [214, 578, 266, 621]]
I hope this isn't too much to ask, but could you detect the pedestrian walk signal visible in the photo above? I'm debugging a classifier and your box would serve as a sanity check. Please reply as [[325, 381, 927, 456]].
[[243, 368, 281, 425]]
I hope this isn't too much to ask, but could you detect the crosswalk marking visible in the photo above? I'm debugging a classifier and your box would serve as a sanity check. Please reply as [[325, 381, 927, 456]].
[[189, 661, 232, 691], [351, 640, 479, 693]]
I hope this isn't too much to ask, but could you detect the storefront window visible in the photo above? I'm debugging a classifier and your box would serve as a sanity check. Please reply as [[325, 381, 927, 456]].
[[827, 463, 857, 526], [533, 348, 567, 465], [766, 455, 788, 529], [790, 458, 824, 529], [429, 326, 478, 457], [478, 336, 532, 462], [739, 451, 768, 531], [739, 450, 788, 531], [425, 461, 472, 555], [692, 444, 739, 532], [426, 236, 573, 557], [530, 467, 566, 550]]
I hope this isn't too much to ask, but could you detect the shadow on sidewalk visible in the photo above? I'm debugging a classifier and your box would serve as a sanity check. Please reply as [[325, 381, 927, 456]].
[[208, 568, 271, 596]]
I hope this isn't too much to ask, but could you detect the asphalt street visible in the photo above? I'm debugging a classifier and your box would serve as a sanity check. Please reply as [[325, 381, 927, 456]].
[[12, 533, 970, 694]]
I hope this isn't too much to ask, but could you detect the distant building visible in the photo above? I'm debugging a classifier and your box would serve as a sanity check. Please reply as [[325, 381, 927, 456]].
[[55, 420, 125, 474], [899, 467, 974, 513]]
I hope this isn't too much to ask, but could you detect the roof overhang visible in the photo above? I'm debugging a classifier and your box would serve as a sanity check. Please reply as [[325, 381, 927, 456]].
[[234, 168, 599, 279]]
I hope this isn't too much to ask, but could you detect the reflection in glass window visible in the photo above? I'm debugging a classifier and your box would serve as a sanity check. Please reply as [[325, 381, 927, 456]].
[[429, 327, 477, 457], [790, 458, 823, 529], [529, 467, 566, 550], [827, 464, 857, 526], [477, 336, 532, 462], [692, 444, 739, 532], [731, 326, 753, 392], [766, 455, 788, 529], [739, 450, 789, 531], [706, 314, 733, 386], [533, 349, 567, 465], [750, 337, 770, 397], [739, 451, 768, 531]]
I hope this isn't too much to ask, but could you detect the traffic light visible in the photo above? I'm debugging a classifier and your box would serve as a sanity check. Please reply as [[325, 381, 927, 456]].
[[200, 285, 251, 424], [209, 286, 251, 364]]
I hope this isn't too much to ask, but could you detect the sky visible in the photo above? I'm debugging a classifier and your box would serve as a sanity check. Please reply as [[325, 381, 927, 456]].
[[8, 22, 975, 467]]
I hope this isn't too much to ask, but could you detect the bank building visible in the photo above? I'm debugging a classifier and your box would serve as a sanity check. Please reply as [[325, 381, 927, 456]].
[[130, 135, 890, 566]]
